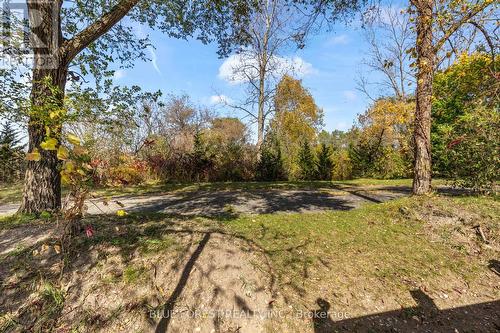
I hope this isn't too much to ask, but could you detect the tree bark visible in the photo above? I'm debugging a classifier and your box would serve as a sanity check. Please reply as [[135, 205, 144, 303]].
[[19, 67, 68, 213], [256, 52, 267, 157], [19, 1, 66, 213], [412, 0, 434, 195], [19, 0, 139, 213]]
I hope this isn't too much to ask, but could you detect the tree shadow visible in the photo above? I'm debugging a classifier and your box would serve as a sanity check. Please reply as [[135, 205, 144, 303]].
[[313, 289, 500, 332], [0, 212, 282, 331], [125, 189, 357, 217], [155, 232, 211, 333], [488, 259, 500, 277]]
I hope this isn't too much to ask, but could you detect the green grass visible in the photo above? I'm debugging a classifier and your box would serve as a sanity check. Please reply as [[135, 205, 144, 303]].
[[333, 178, 448, 187], [0, 213, 38, 230], [92, 179, 422, 197], [221, 194, 498, 300], [1, 179, 452, 207], [139, 235, 178, 254], [123, 264, 147, 284], [0, 183, 23, 205]]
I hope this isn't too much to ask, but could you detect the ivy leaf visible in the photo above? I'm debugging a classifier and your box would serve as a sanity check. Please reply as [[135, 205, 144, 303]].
[[57, 145, 69, 160], [67, 134, 81, 146], [40, 137, 58, 150]]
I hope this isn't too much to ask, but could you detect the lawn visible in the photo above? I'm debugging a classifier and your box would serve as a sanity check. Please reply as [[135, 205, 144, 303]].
[[0, 183, 23, 205], [0, 182, 498, 332], [1, 178, 452, 205]]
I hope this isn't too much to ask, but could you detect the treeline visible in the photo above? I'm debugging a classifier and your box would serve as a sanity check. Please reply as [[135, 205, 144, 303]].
[[79, 53, 500, 190], [1, 53, 497, 191]]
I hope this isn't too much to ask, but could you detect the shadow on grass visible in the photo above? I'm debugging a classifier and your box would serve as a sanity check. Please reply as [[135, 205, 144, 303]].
[[155, 232, 211, 333], [312, 289, 500, 332], [124, 189, 356, 216], [0, 212, 281, 331]]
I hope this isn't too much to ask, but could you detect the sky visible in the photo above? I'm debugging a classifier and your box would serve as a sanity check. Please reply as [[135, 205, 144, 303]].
[[111, 20, 379, 136]]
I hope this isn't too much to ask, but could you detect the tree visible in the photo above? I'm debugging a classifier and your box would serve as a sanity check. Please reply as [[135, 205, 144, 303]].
[[432, 52, 498, 176], [410, 0, 495, 194], [349, 98, 414, 178], [445, 106, 499, 192], [219, 0, 312, 154], [316, 143, 333, 180], [191, 131, 213, 182], [297, 139, 317, 180], [257, 130, 285, 181], [318, 129, 350, 150], [0, 122, 25, 183], [220, 0, 367, 155], [205, 117, 252, 180], [432, 53, 499, 190], [271, 75, 323, 177], [358, 6, 415, 101], [2, 0, 252, 213]]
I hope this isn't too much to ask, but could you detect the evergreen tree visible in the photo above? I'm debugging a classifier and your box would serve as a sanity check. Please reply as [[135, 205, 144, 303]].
[[0, 123, 25, 183], [297, 140, 317, 180], [192, 131, 212, 182], [257, 132, 285, 181], [316, 143, 333, 180]]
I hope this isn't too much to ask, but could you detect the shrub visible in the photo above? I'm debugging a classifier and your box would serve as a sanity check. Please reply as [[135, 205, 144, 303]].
[[257, 134, 285, 181], [444, 106, 499, 192]]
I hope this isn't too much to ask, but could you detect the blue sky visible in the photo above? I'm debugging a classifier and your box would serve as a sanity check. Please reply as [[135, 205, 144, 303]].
[[111, 21, 376, 135]]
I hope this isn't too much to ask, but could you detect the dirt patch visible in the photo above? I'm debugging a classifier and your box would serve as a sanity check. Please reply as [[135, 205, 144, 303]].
[[0, 217, 282, 332], [1, 193, 498, 332], [0, 223, 53, 256]]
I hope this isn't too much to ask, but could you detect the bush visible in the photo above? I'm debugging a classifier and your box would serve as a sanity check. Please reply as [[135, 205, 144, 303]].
[[102, 155, 148, 185], [444, 106, 499, 192]]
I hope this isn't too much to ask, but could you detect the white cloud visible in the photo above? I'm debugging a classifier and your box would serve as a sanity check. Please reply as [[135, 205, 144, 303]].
[[148, 47, 161, 75], [342, 90, 357, 101], [326, 34, 349, 46], [209, 94, 233, 105], [218, 53, 315, 85], [113, 69, 126, 80], [133, 23, 162, 75]]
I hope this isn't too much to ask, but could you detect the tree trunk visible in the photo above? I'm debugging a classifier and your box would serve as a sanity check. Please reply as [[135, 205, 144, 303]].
[[18, 67, 67, 214], [412, 0, 434, 195], [18, 1, 67, 214], [256, 62, 266, 158], [18, 0, 138, 214]]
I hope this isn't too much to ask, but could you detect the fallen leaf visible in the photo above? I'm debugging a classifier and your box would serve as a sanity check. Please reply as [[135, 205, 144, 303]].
[[116, 210, 127, 217]]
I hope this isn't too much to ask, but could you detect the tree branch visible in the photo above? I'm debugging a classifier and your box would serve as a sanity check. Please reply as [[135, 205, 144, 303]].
[[434, 1, 493, 53], [60, 0, 140, 63], [468, 20, 496, 67]]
